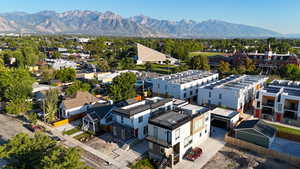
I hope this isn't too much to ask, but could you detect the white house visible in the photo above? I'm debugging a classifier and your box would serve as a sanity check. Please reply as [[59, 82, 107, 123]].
[[254, 80, 300, 127], [59, 91, 99, 118], [46, 59, 77, 70], [147, 104, 211, 168], [111, 97, 174, 140], [152, 70, 219, 102], [198, 75, 267, 113]]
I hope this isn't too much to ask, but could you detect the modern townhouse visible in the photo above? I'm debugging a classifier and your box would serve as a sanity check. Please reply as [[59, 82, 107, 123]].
[[198, 75, 267, 113], [147, 104, 211, 168], [254, 80, 300, 127], [111, 97, 174, 140], [152, 70, 219, 102]]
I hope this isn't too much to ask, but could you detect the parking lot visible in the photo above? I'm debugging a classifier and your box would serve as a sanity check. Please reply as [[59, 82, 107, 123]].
[[0, 114, 33, 142]]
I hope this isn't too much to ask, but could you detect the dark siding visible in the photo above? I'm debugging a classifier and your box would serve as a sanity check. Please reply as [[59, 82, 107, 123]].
[[236, 129, 270, 148]]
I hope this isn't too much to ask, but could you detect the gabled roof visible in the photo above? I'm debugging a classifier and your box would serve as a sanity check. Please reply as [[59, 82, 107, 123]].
[[87, 103, 115, 120], [235, 120, 276, 138], [63, 91, 98, 110], [137, 43, 167, 62]]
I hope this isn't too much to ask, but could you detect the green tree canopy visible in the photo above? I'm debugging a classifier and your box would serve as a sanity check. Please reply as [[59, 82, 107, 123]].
[[108, 72, 137, 102], [189, 55, 210, 70], [0, 133, 90, 169], [55, 68, 76, 83], [65, 81, 91, 96]]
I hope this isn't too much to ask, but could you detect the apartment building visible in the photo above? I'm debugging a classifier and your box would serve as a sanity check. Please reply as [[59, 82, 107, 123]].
[[198, 75, 267, 112], [111, 97, 174, 140], [152, 70, 219, 102], [254, 80, 300, 127], [147, 104, 211, 168]]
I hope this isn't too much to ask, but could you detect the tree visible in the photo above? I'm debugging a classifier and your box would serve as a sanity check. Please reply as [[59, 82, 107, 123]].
[[244, 58, 255, 73], [55, 68, 76, 82], [43, 89, 60, 123], [189, 55, 210, 70], [40, 66, 56, 83], [145, 62, 153, 72], [27, 112, 38, 125], [217, 61, 231, 74], [5, 98, 32, 115], [108, 72, 137, 102], [0, 133, 90, 169], [65, 81, 90, 96], [97, 59, 110, 72], [280, 64, 300, 81]]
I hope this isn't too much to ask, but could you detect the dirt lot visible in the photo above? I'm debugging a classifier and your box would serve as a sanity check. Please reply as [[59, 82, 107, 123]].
[[202, 145, 298, 169]]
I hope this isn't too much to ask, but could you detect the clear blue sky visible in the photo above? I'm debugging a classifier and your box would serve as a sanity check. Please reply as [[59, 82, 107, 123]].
[[2, 0, 300, 34]]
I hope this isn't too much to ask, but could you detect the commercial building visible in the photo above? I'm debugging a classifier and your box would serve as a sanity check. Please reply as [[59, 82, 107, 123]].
[[152, 70, 219, 102], [111, 97, 174, 140], [254, 80, 300, 127], [198, 75, 267, 112], [147, 104, 211, 168], [234, 119, 276, 148]]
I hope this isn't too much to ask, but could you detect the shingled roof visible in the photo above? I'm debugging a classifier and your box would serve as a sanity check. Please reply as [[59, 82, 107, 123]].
[[63, 91, 98, 109]]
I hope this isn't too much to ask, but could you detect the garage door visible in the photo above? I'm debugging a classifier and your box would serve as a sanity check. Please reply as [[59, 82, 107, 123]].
[[211, 119, 228, 129]]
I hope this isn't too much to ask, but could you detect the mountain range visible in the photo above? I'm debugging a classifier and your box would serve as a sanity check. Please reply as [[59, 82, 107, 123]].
[[0, 10, 297, 38]]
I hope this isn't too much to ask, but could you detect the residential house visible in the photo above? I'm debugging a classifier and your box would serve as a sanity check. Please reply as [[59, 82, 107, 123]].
[[59, 91, 99, 119], [147, 104, 211, 167], [111, 97, 174, 140], [152, 70, 219, 102], [198, 75, 267, 113], [82, 102, 116, 133], [254, 80, 300, 127]]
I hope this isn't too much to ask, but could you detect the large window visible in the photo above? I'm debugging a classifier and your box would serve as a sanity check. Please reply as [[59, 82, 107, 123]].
[[121, 116, 124, 123], [153, 127, 158, 138], [143, 126, 148, 136], [175, 128, 180, 140], [194, 119, 202, 130], [219, 94, 222, 99]]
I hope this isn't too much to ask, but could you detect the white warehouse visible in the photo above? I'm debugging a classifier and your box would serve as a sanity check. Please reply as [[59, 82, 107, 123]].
[[198, 75, 267, 113], [152, 70, 219, 102]]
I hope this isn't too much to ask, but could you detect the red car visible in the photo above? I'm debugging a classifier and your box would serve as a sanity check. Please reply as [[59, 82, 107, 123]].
[[185, 147, 203, 161]]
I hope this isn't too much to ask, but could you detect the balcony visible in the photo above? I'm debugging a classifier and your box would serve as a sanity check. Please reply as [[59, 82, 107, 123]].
[[262, 100, 275, 107], [146, 135, 171, 147], [283, 111, 298, 120], [262, 107, 274, 115]]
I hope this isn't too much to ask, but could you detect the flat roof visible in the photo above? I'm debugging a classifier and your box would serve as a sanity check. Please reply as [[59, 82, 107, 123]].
[[211, 107, 239, 119], [181, 104, 209, 114]]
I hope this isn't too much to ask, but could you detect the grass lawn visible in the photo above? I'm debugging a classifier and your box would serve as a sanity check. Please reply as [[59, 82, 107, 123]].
[[267, 123, 300, 136], [63, 127, 81, 136], [134, 64, 177, 74], [74, 132, 93, 140], [130, 158, 156, 169], [189, 51, 225, 57]]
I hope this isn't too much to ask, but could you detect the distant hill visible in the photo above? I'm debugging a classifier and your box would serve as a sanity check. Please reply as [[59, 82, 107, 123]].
[[0, 10, 290, 38]]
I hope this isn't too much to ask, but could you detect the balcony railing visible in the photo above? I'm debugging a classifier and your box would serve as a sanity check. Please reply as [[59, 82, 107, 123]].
[[284, 106, 298, 112], [262, 101, 275, 107], [146, 135, 171, 147], [283, 111, 298, 120]]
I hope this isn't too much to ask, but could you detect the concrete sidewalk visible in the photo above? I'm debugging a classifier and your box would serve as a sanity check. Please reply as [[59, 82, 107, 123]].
[[38, 121, 129, 169]]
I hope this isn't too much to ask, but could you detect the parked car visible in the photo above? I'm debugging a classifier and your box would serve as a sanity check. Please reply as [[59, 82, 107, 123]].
[[51, 136, 62, 141], [184, 147, 203, 161], [24, 124, 45, 132]]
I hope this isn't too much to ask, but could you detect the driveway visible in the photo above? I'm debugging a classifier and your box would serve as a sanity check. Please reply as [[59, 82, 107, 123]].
[[0, 114, 33, 142], [271, 137, 300, 157], [173, 127, 227, 169]]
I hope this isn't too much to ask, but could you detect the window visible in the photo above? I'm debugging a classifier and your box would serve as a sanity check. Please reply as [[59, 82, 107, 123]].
[[158, 84, 160, 89], [143, 126, 148, 136], [166, 131, 171, 144], [209, 92, 211, 97], [257, 101, 260, 108], [175, 128, 180, 140], [149, 142, 153, 150], [184, 136, 192, 148], [218, 101, 221, 106], [196, 89, 198, 94], [208, 100, 211, 104], [277, 94, 281, 102], [121, 116, 124, 123], [219, 94, 222, 99], [154, 127, 158, 138], [184, 93, 187, 98], [190, 91, 193, 95], [278, 103, 282, 112], [205, 129, 207, 133], [205, 117, 209, 121], [194, 119, 202, 130], [138, 116, 143, 123], [256, 92, 259, 99], [199, 132, 202, 137]]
